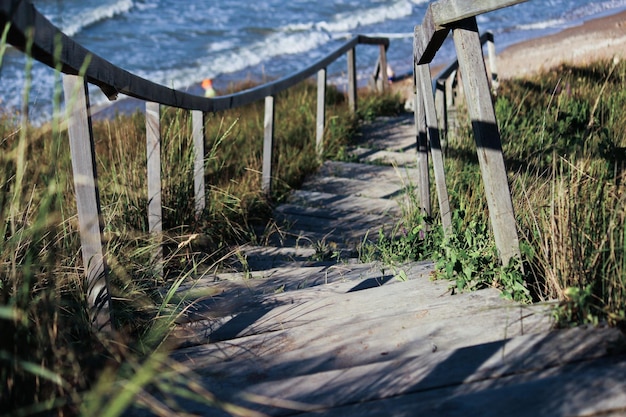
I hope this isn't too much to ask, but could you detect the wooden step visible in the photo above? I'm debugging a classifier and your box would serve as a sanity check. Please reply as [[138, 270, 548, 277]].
[[288, 190, 401, 216], [175, 327, 626, 417], [349, 147, 417, 167], [173, 276, 553, 365]]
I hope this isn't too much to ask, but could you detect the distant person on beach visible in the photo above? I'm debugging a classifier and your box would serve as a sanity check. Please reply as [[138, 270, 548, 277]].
[[202, 78, 216, 98]]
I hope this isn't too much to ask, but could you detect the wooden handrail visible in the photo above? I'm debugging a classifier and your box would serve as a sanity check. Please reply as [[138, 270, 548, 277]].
[[0, 0, 388, 112], [1, 0, 390, 329]]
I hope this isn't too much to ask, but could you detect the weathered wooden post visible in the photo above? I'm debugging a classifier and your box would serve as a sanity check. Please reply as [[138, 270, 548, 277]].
[[316, 68, 326, 156], [262, 95, 275, 194], [347, 47, 357, 114], [377, 44, 388, 93], [486, 31, 499, 92], [452, 17, 521, 266], [146, 102, 163, 276], [191, 110, 205, 216], [413, 71, 431, 219], [62, 73, 112, 331], [415, 51, 452, 235], [434, 79, 447, 149]]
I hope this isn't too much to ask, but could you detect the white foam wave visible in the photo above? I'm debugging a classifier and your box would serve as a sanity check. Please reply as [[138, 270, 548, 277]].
[[144, 28, 333, 90], [141, 0, 421, 90], [322, 1, 414, 33], [284, 0, 415, 36], [61, 0, 135, 37], [515, 18, 568, 31]]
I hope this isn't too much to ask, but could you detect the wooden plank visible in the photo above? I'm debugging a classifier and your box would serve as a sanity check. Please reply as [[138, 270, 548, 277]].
[[417, 64, 452, 234], [316, 68, 326, 155], [173, 287, 552, 370], [415, 12, 450, 65], [316, 161, 419, 183], [145, 102, 163, 276], [377, 44, 388, 93], [357, 114, 416, 151], [263, 95, 275, 193], [431, 0, 528, 26], [188, 328, 624, 417], [174, 262, 431, 321], [300, 176, 407, 199], [347, 48, 357, 114], [486, 31, 499, 92], [288, 190, 401, 216], [434, 80, 447, 145], [62, 74, 112, 331], [292, 355, 626, 417], [274, 204, 396, 244], [191, 109, 205, 215], [452, 18, 521, 266], [349, 148, 417, 167], [413, 74, 432, 218], [416, 1, 525, 64]]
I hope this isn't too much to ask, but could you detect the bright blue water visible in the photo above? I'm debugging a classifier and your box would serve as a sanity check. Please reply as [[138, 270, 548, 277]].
[[2, 0, 626, 123]]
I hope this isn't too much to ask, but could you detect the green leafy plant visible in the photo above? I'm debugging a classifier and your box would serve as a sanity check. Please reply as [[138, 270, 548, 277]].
[[431, 208, 531, 303]]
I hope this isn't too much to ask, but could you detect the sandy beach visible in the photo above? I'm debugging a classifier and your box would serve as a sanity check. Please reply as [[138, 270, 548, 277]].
[[498, 10, 626, 79]]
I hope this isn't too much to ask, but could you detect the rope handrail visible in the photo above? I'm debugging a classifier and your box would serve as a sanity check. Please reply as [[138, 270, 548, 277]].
[[0, 0, 389, 112]]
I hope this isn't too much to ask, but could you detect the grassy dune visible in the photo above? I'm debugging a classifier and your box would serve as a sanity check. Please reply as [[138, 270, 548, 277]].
[[0, 78, 403, 415], [2, 58, 626, 415]]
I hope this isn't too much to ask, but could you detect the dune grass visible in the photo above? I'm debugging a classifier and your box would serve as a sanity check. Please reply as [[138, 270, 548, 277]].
[[3, 50, 626, 415], [0, 72, 404, 415], [428, 59, 626, 327]]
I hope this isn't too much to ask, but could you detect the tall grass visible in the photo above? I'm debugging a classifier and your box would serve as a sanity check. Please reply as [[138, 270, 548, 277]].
[[0, 52, 403, 415], [440, 59, 626, 327]]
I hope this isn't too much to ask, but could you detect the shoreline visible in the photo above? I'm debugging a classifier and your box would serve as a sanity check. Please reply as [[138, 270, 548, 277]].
[[497, 9, 626, 79]]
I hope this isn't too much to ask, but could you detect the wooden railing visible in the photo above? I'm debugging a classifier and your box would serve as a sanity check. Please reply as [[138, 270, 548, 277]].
[[413, 0, 527, 268], [2, 0, 527, 329], [0, 0, 390, 330]]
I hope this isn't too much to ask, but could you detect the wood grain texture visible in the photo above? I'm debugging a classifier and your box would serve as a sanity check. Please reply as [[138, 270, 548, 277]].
[[316, 69, 326, 155], [145, 101, 163, 275], [417, 64, 452, 234], [452, 18, 521, 265], [62, 74, 111, 330], [263, 96, 275, 193]]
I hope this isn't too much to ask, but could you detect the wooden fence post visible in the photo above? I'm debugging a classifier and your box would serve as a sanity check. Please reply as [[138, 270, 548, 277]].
[[434, 79, 447, 149], [262, 95, 275, 194], [413, 72, 431, 219], [316, 68, 326, 156], [62, 73, 112, 331], [416, 63, 452, 235], [347, 47, 357, 114], [452, 17, 521, 266], [145, 102, 163, 276], [486, 31, 499, 92], [378, 44, 388, 93], [191, 110, 205, 216]]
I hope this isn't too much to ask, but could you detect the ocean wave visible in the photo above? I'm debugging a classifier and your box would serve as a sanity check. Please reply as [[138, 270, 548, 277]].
[[284, 0, 416, 35], [144, 29, 333, 90], [515, 18, 568, 31], [60, 0, 135, 37], [566, 0, 626, 20], [141, 0, 424, 90]]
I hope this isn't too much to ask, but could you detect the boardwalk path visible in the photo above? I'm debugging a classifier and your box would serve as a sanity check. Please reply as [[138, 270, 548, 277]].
[[169, 114, 626, 416]]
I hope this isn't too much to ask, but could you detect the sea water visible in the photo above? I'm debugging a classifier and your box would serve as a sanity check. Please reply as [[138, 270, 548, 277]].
[[1, 0, 626, 123]]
